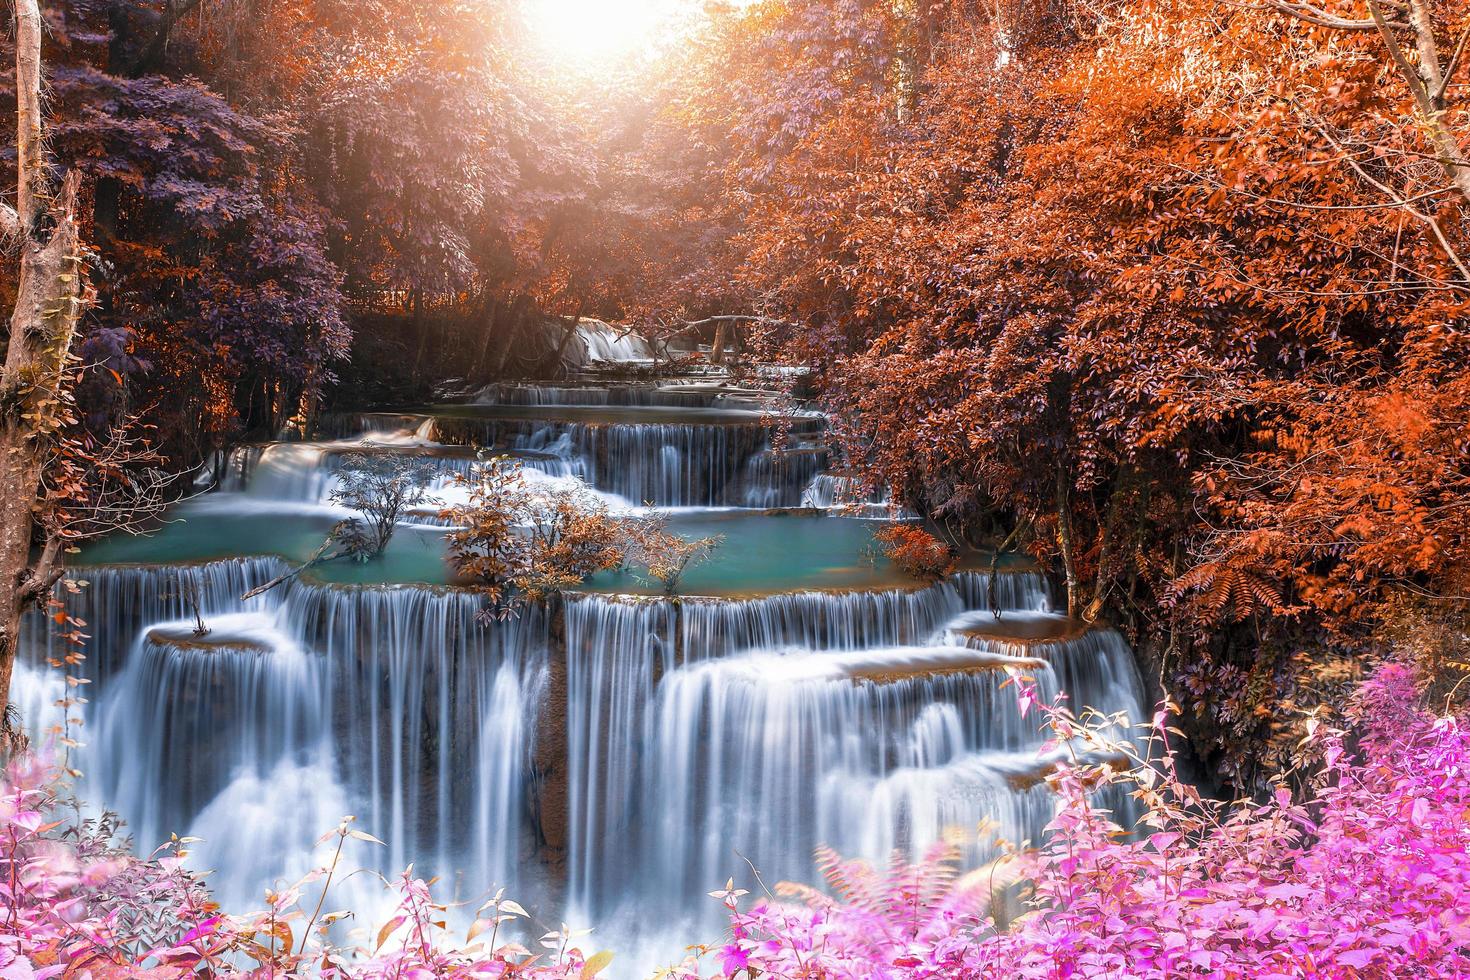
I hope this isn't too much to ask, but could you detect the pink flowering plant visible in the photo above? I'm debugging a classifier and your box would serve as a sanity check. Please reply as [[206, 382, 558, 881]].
[[0, 761, 607, 979], [698, 662, 1470, 978]]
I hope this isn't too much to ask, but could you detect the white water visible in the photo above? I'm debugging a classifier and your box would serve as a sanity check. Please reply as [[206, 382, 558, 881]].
[[576, 320, 655, 364], [801, 472, 914, 517], [559, 578, 1144, 969], [424, 415, 824, 508]]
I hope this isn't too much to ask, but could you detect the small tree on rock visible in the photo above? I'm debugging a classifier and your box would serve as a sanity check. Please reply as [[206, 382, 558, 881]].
[[874, 524, 957, 582], [627, 513, 722, 596], [442, 459, 631, 615]]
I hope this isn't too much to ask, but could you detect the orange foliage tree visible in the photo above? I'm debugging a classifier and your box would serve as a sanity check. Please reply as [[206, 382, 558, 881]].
[[606, 0, 1470, 781]]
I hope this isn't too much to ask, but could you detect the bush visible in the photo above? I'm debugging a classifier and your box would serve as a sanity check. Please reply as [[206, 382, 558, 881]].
[[700, 662, 1470, 978], [443, 458, 631, 611], [0, 763, 607, 978], [444, 459, 729, 609], [874, 524, 957, 581], [627, 513, 722, 596]]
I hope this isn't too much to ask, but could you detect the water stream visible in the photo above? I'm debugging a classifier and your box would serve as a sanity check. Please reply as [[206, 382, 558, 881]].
[[14, 376, 1147, 975]]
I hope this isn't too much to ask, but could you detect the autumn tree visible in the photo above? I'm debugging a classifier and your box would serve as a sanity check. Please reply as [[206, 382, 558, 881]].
[[442, 460, 631, 614], [625, 511, 722, 596], [610, 0, 1468, 783]]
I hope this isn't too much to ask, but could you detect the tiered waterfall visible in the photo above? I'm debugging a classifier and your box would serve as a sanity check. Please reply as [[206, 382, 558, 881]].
[[14, 376, 1148, 976]]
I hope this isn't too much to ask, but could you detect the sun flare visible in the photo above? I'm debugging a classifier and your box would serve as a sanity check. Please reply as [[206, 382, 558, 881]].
[[525, 0, 676, 61]]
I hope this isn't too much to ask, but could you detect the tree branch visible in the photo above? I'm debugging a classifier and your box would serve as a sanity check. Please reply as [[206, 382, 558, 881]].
[[1368, 0, 1435, 108], [1436, 25, 1469, 104], [663, 314, 799, 336], [1307, 117, 1470, 282], [19, 533, 64, 605], [1260, 0, 1402, 31]]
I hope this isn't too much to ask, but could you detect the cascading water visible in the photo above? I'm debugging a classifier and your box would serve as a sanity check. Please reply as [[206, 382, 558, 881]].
[[285, 581, 548, 894], [800, 471, 915, 517], [475, 383, 715, 408], [21, 561, 555, 912], [559, 573, 1144, 968], [426, 410, 826, 508], [575, 320, 656, 364], [13, 376, 1151, 978], [91, 614, 326, 860]]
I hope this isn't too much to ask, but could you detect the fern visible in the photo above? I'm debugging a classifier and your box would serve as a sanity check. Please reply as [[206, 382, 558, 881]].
[[1171, 562, 1285, 624]]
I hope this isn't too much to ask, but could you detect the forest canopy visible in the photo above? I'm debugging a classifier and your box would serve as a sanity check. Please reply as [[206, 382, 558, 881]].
[[2, 0, 1467, 780]]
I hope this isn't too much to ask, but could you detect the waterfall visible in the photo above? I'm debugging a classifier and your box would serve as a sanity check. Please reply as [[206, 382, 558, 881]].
[[679, 572, 1048, 656], [21, 558, 286, 686], [429, 414, 824, 507], [556, 576, 1143, 974], [575, 320, 655, 364], [563, 597, 674, 914], [638, 645, 1064, 903], [13, 378, 1155, 980], [937, 610, 1147, 739], [475, 383, 716, 408], [208, 433, 487, 508], [21, 564, 555, 913], [91, 613, 327, 857], [9, 658, 70, 749], [282, 582, 549, 899], [186, 756, 372, 913], [802, 473, 864, 508], [800, 472, 914, 517]]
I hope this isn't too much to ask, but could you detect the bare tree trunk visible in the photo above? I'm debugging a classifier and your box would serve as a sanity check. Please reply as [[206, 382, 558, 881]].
[[1370, 0, 1470, 206], [987, 517, 1028, 618], [710, 321, 728, 365], [472, 295, 500, 379], [0, 0, 91, 719], [409, 288, 428, 376], [549, 300, 588, 375], [1055, 466, 1080, 620], [493, 294, 528, 376], [1085, 464, 1133, 622], [1266, 0, 1470, 206]]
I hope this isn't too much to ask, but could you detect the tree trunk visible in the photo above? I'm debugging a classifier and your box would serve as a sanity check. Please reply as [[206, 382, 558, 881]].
[[0, 0, 91, 722], [986, 517, 1028, 618], [410, 288, 429, 377], [1055, 466, 1080, 620], [493, 295, 527, 376], [550, 301, 588, 376], [1374, 0, 1470, 206], [472, 295, 500, 380], [710, 321, 728, 365], [1086, 464, 1133, 622]]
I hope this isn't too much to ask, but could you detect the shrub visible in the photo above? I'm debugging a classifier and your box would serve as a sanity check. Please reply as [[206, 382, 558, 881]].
[[442, 459, 631, 611], [874, 524, 957, 581], [0, 763, 606, 978], [445, 460, 729, 609], [702, 663, 1470, 978], [627, 513, 722, 596]]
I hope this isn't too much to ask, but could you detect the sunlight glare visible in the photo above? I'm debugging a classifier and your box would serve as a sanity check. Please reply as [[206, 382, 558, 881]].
[[525, 0, 675, 61]]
